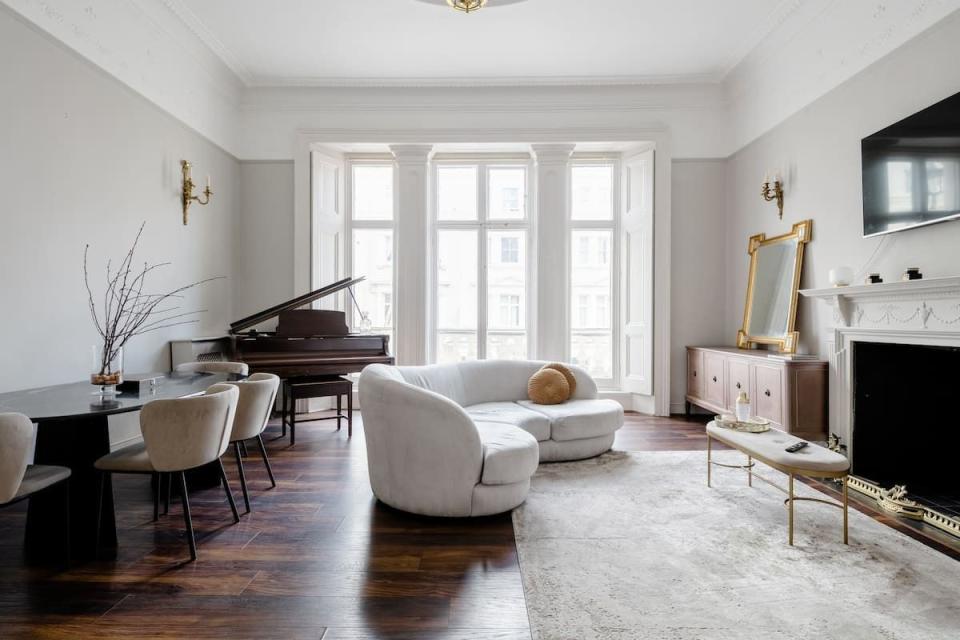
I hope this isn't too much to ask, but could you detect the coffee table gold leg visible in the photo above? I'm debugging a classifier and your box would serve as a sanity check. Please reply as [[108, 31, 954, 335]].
[[842, 476, 849, 545], [747, 455, 753, 487], [788, 473, 795, 546], [707, 435, 712, 488]]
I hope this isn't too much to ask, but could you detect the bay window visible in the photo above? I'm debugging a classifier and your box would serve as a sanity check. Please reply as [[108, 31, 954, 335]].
[[347, 162, 395, 345], [569, 162, 618, 383], [433, 161, 531, 363]]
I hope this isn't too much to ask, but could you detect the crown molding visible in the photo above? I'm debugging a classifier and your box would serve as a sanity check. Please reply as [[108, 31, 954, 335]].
[[1, 0, 242, 153], [245, 72, 722, 89], [158, 0, 253, 85], [716, 0, 809, 80]]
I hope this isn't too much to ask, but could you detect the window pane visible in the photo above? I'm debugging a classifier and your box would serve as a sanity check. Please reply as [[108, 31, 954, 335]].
[[437, 229, 478, 363], [570, 229, 613, 378], [488, 167, 526, 219], [353, 165, 393, 220], [352, 228, 394, 347], [438, 166, 478, 220], [571, 165, 614, 220], [487, 230, 527, 359]]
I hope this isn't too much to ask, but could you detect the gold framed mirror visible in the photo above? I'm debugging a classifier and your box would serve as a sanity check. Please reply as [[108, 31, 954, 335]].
[[736, 219, 812, 353]]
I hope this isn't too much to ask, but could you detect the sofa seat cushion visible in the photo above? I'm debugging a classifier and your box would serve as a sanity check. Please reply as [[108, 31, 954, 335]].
[[517, 399, 624, 442], [474, 422, 539, 486], [464, 402, 551, 441]]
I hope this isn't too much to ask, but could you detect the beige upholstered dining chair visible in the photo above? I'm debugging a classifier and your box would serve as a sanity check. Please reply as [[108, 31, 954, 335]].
[[175, 361, 249, 376], [0, 413, 72, 563], [224, 373, 281, 513], [94, 384, 240, 561]]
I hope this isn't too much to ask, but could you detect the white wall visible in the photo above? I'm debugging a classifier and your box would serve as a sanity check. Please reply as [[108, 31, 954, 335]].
[[235, 161, 295, 321], [0, 8, 238, 444], [724, 12, 960, 362], [670, 160, 728, 412]]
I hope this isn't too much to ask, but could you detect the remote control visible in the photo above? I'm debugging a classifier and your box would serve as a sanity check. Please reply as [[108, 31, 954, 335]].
[[785, 441, 809, 453]]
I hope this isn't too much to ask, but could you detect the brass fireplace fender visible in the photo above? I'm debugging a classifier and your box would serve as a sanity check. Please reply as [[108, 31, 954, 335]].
[[845, 475, 960, 539]]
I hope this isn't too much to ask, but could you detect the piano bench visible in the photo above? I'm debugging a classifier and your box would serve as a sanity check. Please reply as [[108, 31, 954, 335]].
[[280, 376, 354, 445]]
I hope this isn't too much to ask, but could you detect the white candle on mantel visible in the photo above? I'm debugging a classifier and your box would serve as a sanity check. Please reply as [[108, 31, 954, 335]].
[[764, 171, 770, 184], [206, 175, 211, 189]]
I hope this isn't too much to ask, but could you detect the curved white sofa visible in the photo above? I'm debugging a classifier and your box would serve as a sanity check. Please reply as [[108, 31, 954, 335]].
[[359, 360, 624, 517]]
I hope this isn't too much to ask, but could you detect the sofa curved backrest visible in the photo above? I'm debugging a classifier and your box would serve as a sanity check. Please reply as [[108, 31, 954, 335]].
[[392, 359, 598, 407], [359, 364, 485, 516]]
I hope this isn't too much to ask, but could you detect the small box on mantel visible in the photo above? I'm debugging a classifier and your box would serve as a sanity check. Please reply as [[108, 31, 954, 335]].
[[118, 373, 166, 394]]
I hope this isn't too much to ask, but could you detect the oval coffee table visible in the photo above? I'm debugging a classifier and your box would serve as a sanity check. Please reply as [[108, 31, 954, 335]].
[[706, 420, 851, 546]]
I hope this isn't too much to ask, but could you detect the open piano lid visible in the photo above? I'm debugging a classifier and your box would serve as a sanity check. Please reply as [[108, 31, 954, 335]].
[[229, 276, 365, 334]]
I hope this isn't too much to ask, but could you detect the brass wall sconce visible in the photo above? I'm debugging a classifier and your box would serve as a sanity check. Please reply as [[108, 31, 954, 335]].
[[762, 171, 784, 219], [180, 160, 212, 225]]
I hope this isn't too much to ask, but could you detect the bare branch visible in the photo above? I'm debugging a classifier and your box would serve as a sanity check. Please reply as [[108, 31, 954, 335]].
[[84, 222, 223, 374]]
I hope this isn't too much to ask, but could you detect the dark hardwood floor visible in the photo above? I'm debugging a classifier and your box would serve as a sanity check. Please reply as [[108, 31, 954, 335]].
[[0, 412, 955, 638]]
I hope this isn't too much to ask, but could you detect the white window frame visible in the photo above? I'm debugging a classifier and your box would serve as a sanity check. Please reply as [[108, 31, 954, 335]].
[[344, 155, 398, 336], [430, 155, 535, 363], [568, 156, 621, 389]]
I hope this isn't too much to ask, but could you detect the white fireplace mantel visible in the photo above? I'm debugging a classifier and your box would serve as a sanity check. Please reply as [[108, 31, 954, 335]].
[[800, 276, 960, 328]]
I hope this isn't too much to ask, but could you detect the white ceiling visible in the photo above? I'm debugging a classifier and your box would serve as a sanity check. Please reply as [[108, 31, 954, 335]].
[[176, 0, 788, 87]]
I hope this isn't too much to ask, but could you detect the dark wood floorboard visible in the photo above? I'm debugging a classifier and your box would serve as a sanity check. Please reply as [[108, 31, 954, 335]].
[[0, 411, 955, 639]]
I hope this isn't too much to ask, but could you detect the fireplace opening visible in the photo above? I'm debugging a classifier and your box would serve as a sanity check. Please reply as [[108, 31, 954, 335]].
[[852, 341, 959, 511]]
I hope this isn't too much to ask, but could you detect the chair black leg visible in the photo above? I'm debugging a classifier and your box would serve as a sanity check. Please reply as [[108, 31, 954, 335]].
[[163, 473, 170, 516], [177, 472, 197, 562], [336, 394, 342, 431], [240, 440, 248, 457], [234, 442, 251, 514], [256, 435, 277, 488], [217, 460, 241, 523], [152, 472, 160, 522]]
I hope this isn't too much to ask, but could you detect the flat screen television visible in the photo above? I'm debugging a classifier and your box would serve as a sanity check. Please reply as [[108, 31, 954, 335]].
[[861, 91, 960, 237]]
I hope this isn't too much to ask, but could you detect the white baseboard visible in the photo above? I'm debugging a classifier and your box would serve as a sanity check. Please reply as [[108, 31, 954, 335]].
[[111, 433, 144, 452]]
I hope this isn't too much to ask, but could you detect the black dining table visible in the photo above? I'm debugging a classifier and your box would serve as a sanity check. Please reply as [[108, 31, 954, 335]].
[[0, 371, 236, 565]]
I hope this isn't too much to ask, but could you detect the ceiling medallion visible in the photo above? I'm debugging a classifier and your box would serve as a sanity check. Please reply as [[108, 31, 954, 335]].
[[447, 0, 488, 13]]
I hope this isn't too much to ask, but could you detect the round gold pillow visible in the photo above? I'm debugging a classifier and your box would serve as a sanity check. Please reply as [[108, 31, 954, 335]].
[[540, 362, 577, 397], [527, 368, 571, 405]]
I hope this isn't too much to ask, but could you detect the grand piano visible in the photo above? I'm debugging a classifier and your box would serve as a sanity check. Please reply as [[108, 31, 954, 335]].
[[170, 277, 393, 378]]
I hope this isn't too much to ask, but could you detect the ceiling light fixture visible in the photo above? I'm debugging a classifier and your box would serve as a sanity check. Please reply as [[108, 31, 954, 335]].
[[447, 0, 487, 13]]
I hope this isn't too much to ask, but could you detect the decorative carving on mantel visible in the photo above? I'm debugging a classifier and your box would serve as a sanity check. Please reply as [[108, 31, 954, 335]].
[[800, 277, 960, 329]]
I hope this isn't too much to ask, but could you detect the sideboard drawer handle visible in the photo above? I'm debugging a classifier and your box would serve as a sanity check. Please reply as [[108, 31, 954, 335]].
[[764, 389, 771, 397], [712, 376, 717, 383], [693, 371, 697, 377], [735, 382, 741, 389]]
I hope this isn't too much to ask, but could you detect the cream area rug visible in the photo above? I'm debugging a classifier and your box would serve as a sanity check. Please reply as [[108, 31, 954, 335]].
[[512, 451, 960, 640]]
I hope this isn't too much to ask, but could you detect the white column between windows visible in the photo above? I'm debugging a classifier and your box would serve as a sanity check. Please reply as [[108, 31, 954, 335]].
[[531, 144, 575, 362], [390, 144, 433, 365]]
